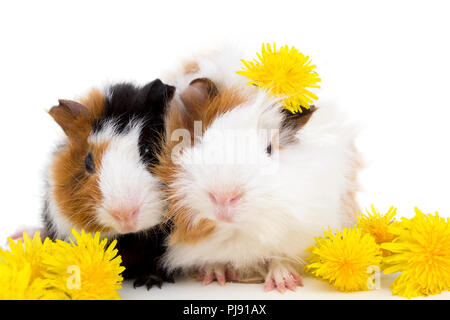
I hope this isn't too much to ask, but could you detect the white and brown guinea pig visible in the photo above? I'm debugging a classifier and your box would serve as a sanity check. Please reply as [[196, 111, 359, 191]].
[[42, 79, 176, 288], [155, 49, 362, 292]]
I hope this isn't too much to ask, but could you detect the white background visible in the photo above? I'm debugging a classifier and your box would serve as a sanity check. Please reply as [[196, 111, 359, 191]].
[[1, 0, 449, 299]]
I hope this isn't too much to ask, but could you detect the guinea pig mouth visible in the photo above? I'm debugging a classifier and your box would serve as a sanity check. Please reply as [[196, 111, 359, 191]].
[[216, 213, 234, 223], [108, 206, 139, 233], [213, 206, 238, 223], [208, 190, 242, 223], [118, 224, 138, 233]]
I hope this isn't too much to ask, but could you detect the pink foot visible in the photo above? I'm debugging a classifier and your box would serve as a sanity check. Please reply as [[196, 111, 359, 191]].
[[264, 261, 303, 293], [197, 265, 240, 286], [9, 227, 42, 241]]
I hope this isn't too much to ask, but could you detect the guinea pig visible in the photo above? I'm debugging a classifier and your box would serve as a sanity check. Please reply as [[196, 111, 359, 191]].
[[155, 51, 362, 292], [41, 79, 176, 288]]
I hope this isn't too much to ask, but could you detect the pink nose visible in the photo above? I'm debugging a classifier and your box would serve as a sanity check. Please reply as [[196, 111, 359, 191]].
[[208, 191, 242, 222], [110, 207, 139, 232]]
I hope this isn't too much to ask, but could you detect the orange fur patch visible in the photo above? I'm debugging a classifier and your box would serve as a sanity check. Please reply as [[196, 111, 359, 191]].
[[80, 88, 106, 120], [169, 218, 216, 245], [50, 89, 112, 232]]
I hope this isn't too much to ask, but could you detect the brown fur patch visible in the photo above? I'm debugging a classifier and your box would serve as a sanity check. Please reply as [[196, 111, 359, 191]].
[[48, 101, 91, 143], [80, 88, 106, 120], [50, 89, 111, 232], [170, 218, 216, 245], [291, 105, 317, 128], [51, 141, 111, 233]]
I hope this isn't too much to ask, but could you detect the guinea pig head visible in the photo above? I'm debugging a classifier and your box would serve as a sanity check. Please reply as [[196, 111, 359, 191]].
[[156, 76, 319, 245], [156, 78, 312, 244], [48, 80, 175, 236]]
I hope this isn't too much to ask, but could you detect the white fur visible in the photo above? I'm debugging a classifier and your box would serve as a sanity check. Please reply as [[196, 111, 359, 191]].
[[163, 49, 360, 277], [46, 192, 74, 239], [93, 121, 164, 233]]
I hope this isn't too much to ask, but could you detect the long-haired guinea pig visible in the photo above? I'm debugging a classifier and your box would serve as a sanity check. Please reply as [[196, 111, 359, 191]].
[[42, 79, 176, 288], [155, 50, 362, 292]]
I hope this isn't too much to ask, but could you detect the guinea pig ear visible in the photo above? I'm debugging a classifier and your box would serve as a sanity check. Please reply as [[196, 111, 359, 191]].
[[48, 99, 89, 138], [279, 106, 317, 146], [179, 78, 218, 115], [283, 105, 316, 127], [140, 79, 176, 108]]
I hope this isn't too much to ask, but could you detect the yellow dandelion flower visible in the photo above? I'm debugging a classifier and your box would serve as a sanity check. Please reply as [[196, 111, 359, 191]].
[[0, 232, 62, 299], [0, 232, 51, 280], [382, 208, 450, 298], [357, 205, 398, 256], [237, 43, 321, 113], [305, 227, 383, 292], [42, 229, 125, 300], [0, 262, 50, 299]]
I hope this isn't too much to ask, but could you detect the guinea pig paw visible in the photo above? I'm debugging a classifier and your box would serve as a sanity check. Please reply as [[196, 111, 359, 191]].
[[264, 262, 303, 293], [164, 272, 176, 284], [9, 227, 42, 241], [197, 265, 239, 286], [133, 274, 164, 290], [225, 268, 240, 282]]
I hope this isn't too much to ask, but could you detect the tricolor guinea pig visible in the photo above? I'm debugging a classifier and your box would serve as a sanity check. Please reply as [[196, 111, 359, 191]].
[[155, 50, 362, 292], [42, 79, 176, 288]]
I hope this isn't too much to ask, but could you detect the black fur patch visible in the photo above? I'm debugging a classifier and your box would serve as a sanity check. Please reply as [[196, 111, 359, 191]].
[[41, 196, 57, 241], [280, 105, 316, 129], [114, 223, 178, 289], [93, 79, 175, 166]]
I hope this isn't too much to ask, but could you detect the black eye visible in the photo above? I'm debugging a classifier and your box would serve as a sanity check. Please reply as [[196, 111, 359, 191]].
[[140, 145, 151, 159], [140, 143, 157, 165], [85, 152, 95, 173], [266, 143, 272, 155]]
